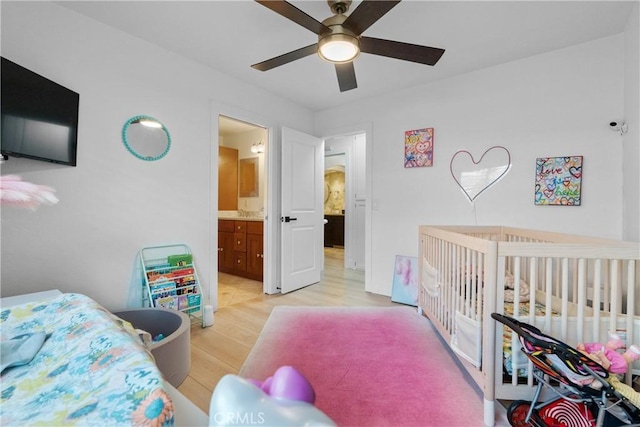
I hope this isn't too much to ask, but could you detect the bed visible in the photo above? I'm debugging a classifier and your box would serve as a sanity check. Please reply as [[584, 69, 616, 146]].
[[417, 225, 640, 427], [0, 292, 175, 426]]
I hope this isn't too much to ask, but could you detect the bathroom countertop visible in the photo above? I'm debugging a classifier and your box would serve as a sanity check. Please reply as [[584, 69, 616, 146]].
[[218, 212, 264, 222], [219, 216, 264, 222]]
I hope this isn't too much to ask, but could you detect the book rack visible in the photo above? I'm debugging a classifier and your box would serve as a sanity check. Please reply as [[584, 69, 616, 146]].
[[140, 244, 203, 326]]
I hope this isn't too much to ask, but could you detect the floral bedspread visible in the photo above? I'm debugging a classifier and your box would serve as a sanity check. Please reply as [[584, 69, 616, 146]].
[[0, 293, 174, 426]]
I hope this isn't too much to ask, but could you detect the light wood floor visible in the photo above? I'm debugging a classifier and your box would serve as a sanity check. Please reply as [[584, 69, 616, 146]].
[[177, 248, 397, 413]]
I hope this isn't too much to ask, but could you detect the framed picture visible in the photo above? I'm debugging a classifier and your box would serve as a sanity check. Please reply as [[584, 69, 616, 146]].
[[391, 255, 418, 306], [534, 156, 583, 206], [404, 128, 433, 168]]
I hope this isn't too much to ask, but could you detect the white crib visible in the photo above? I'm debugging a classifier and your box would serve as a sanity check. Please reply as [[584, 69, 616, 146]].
[[417, 225, 640, 427]]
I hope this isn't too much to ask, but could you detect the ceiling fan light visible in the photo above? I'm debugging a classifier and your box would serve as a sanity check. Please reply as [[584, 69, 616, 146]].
[[318, 34, 359, 63]]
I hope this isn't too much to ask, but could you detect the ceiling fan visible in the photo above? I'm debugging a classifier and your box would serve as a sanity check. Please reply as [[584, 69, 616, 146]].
[[252, 0, 445, 92]]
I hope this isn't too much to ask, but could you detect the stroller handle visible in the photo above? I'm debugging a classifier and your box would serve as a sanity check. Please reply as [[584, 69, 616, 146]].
[[491, 313, 543, 337], [491, 312, 610, 380], [491, 312, 573, 358]]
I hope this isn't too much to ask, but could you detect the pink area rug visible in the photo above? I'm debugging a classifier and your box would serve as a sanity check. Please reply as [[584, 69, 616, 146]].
[[239, 306, 484, 427]]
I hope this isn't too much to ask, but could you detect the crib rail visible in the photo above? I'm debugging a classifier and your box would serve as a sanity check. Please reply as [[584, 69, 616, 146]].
[[418, 225, 640, 426], [496, 243, 639, 398]]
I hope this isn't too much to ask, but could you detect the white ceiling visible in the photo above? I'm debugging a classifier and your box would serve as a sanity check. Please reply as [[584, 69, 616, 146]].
[[58, 1, 633, 114]]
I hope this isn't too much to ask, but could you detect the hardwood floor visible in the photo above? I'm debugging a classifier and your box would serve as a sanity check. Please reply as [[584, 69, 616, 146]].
[[177, 248, 397, 413]]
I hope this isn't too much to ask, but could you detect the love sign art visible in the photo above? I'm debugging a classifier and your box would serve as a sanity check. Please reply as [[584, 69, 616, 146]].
[[449, 146, 511, 203], [534, 156, 583, 206]]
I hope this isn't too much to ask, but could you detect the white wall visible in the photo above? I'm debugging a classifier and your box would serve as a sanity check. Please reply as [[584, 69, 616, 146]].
[[0, 2, 314, 309], [623, 3, 640, 242], [2, 3, 636, 305], [316, 34, 634, 296]]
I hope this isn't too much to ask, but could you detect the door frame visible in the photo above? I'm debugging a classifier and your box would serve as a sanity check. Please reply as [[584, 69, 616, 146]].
[[210, 104, 373, 302], [210, 102, 280, 309], [317, 122, 373, 291]]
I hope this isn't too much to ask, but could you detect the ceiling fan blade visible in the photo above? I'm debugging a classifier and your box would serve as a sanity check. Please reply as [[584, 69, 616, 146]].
[[255, 0, 331, 35], [360, 36, 445, 66], [335, 62, 357, 92], [342, 0, 401, 36], [251, 44, 318, 71]]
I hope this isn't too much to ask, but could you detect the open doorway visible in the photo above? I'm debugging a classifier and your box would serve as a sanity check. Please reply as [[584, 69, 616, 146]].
[[323, 132, 366, 273], [217, 115, 267, 308], [211, 111, 370, 305]]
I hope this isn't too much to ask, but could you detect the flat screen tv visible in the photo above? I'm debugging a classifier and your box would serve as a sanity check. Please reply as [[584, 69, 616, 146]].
[[1, 57, 79, 166]]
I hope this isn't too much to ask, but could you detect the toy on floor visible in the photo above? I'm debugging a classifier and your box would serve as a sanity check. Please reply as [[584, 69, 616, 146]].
[[576, 334, 640, 374], [247, 365, 316, 403], [209, 366, 336, 426]]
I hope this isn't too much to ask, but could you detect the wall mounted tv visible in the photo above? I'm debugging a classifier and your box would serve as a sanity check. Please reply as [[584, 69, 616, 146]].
[[1, 57, 79, 166]]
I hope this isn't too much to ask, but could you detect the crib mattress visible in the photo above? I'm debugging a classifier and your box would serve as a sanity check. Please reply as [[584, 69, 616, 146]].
[[0, 293, 174, 426]]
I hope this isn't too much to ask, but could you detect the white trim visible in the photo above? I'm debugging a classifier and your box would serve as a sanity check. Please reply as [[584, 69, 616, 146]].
[[210, 102, 280, 304]]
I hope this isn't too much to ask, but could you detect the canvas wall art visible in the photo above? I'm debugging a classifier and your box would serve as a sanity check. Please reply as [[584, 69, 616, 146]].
[[404, 127, 433, 168], [534, 156, 583, 206], [391, 255, 418, 306]]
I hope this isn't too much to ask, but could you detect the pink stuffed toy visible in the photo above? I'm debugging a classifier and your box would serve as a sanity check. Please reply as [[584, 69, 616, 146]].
[[577, 334, 640, 374]]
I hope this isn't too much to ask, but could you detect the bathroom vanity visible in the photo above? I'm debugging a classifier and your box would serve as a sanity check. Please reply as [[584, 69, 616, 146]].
[[218, 218, 263, 281]]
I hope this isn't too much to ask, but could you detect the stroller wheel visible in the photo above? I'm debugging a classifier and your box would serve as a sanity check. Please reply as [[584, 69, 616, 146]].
[[507, 400, 543, 427]]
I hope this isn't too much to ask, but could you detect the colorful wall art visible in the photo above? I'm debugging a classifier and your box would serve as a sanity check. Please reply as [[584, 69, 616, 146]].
[[534, 156, 583, 206], [404, 128, 433, 168], [391, 255, 418, 306]]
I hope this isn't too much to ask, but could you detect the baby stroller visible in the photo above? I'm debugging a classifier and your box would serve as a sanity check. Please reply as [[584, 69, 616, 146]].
[[492, 313, 640, 427]]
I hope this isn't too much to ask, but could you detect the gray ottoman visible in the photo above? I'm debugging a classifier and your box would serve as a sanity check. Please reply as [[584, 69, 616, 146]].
[[115, 308, 190, 387]]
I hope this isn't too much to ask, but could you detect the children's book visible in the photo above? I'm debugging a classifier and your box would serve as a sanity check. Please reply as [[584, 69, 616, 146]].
[[150, 281, 176, 299], [177, 295, 189, 310], [168, 254, 192, 267], [187, 293, 201, 309], [156, 296, 177, 310]]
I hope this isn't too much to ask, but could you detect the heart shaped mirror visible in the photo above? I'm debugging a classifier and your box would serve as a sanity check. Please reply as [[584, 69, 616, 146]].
[[122, 115, 171, 161], [449, 146, 511, 202]]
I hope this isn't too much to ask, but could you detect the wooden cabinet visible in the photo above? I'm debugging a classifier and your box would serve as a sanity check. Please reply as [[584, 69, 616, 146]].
[[218, 220, 235, 271], [218, 147, 238, 211], [218, 219, 263, 281], [246, 222, 264, 279], [324, 214, 345, 247]]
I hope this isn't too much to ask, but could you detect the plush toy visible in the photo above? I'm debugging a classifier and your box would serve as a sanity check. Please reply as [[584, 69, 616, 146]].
[[247, 365, 316, 404], [577, 334, 640, 374], [209, 366, 336, 427]]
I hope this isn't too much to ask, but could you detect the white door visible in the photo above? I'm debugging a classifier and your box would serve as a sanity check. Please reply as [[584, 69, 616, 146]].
[[280, 127, 324, 293]]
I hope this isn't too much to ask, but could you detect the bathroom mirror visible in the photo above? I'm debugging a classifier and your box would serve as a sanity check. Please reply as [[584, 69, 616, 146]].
[[239, 157, 259, 197], [122, 115, 171, 161]]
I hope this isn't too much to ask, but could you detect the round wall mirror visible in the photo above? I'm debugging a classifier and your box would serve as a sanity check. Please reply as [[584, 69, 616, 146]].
[[122, 115, 171, 161]]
